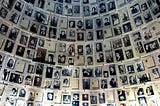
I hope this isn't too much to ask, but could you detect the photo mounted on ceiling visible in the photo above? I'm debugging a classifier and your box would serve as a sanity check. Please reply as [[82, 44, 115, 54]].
[[27, 64, 35, 74], [46, 53, 55, 65], [118, 65, 126, 75], [98, 93, 105, 104], [125, 49, 134, 59], [96, 30, 104, 40], [59, 29, 67, 40], [77, 20, 84, 29], [151, 68, 160, 79], [19, 16, 30, 30], [83, 68, 93, 77], [68, 57, 74, 65], [103, 15, 111, 26], [112, 38, 122, 49], [90, 95, 97, 104], [144, 40, 159, 53], [141, 3, 148, 11], [105, 51, 114, 63], [9, 11, 20, 24], [139, 73, 151, 83], [0, 7, 8, 18], [77, 32, 84, 41], [24, 4, 33, 17], [47, 92, 54, 101], [14, 1, 24, 12], [119, 75, 128, 85], [58, 54, 66, 64], [108, 1, 116, 11], [86, 30, 94, 41], [77, 45, 83, 55], [146, 85, 154, 96], [109, 77, 117, 88], [55, 3, 63, 15], [62, 78, 70, 87], [138, 97, 147, 106], [91, 4, 98, 15], [64, 4, 73, 16], [129, 75, 137, 85], [8, 28, 19, 41], [85, 44, 93, 55], [62, 68, 72, 76], [143, 11, 153, 23], [87, 56, 93, 65], [113, 26, 122, 36], [136, 61, 145, 72], [83, 6, 90, 16], [53, 80, 60, 89], [39, 25, 47, 36], [35, 64, 44, 75], [68, 44, 75, 56], [34, 76, 42, 87], [109, 65, 116, 76], [16, 45, 25, 57], [115, 49, 124, 61], [2, 0, 15, 10], [19, 33, 28, 45], [85, 18, 93, 29], [28, 36, 38, 49], [58, 42, 66, 52], [132, 31, 142, 41], [18, 88, 26, 98], [95, 18, 103, 28], [38, 39, 45, 47], [63, 95, 71, 104], [26, 49, 35, 59], [123, 35, 131, 47], [99, 2, 107, 13], [118, 90, 126, 101], [37, 0, 45, 9], [24, 75, 33, 85], [69, 20, 75, 28], [134, 16, 143, 26], [4, 40, 14, 53], [83, 0, 89, 4], [136, 41, 145, 53], [95, 67, 102, 77], [95, 42, 103, 52], [2, 69, 10, 81], [121, 11, 130, 22], [5, 97, 16, 106], [83, 79, 90, 89], [147, 0, 160, 15], [50, 15, 58, 27], [122, 22, 132, 33], [30, 22, 39, 33], [127, 65, 135, 74], [130, 3, 141, 16], [73, 5, 80, 16], [33, 11, 48, 25], [0, 24, 9, 35], [49, 27, 57, 39], [45, 67, 53, 78], [24, 0, 35, 4], [34, 48, 47, 62], [9, 73, 23, 84], [97, 53, 104, 63], [111, 14, 120, 26]]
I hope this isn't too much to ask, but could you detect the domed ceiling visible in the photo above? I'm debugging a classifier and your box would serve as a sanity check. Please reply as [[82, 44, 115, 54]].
[[0, 0, 160, 106]]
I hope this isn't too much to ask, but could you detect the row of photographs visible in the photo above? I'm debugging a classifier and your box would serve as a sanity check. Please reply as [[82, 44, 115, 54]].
[[0, 27, 160, 65], [0, 49, 160, 89], [0, 82, 160, 106], [1, 0, 160, 18], [0, 0, 160, 39]]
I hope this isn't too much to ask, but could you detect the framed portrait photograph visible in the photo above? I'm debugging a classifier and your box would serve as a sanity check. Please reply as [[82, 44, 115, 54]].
[[33, 76, 42, 87], [16, 45, 25, 57], [90, 95, 97, 104], [109, 77, 118, 88], [99, 2, 107, 14], [4, 40, 15, 53], [63, 94, 71, 104], [1, 69, 10, 81], [28, 36, 38, 49], [119, 75, 128, 86], [0, 23, 9, 35], [112, 38, 123, 49], [129, 75, 137, 85], [118, 64, 126, 75], [115, 49, 124, 61], [130, 3, 141, 16], [9, 11, 20, 24], [34, 48, 47, 63], [113, 26, 122, 36], [24, 75, 33, 86], [0, 7, 8, 18], [101, 79, 107, 89], [6, 57, 16, 69], [14, 1, 24, 12], [105, 51, 114, 63], [134, 16, 143, 26], [82, 94, 89, 101], [117, 90, 126, 101], [45, 67, 53, 78], [111, 13, 120, 26], [8, 28, 19, 41], [83, 79, 90, 89], [150, 68, 160, 79]]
